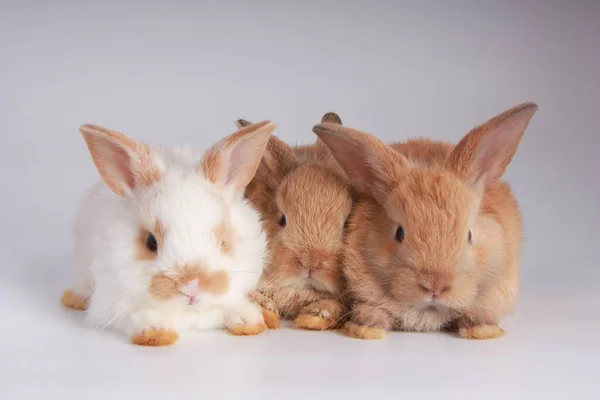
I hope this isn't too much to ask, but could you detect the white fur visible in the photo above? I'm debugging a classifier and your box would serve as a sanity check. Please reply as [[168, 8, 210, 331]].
[[71, 145, 267, 339]]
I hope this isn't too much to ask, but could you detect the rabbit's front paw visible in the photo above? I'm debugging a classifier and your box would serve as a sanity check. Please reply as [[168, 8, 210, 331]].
[[456, 313, 504, 340], [224, 301, 267, 336], [249, 289, 280, 329], [131, 328, 179, 346], [60, 289, 89, 311], [295, 299, 343, 331], [342, 303, 391, 340]]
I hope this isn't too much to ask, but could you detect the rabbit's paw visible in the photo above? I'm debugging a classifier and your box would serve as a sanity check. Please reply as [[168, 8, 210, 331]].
[[341, 303, 391, 339], [131, 328, 179, 346], [295, 299, 342, 331], [342, 321, 387, 340], [459, 324, 505, 340], [457, 313, 504, 340], [262, 309, 280, 329], [225, 301, 268, 336], [61, 289, 89, 311]]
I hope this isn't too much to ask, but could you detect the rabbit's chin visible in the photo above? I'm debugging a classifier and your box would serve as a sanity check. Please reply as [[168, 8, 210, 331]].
[[278, 276, 336, 294], [399, 303, 461, 332]]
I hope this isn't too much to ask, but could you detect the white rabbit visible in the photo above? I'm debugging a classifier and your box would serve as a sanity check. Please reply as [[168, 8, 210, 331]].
[[61, 121, 276, 346]]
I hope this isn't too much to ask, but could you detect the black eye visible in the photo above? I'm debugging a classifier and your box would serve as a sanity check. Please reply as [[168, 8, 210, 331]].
[[395, 226, 404, 243], [146, 233, 158, 252], [468, 230, 472, 244], [279, 215, 286, 227]]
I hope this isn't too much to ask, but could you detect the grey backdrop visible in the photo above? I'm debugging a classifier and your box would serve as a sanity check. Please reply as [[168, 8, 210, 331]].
[[1, 1, 599, 399]]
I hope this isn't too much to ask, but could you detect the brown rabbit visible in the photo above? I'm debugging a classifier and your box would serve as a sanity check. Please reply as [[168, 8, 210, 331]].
[[238, 113, 352, 331], [313, 102, 538, 340]]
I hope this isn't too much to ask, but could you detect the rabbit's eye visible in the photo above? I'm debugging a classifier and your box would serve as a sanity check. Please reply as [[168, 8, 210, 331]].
[[468, 230, 472, 244], [279, 215, 286, 227], [395, 226, 404, 243], [146, 233, 158, 253]]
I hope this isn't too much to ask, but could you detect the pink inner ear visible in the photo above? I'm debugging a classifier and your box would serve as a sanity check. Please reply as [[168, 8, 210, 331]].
[[89, 134, 136, 194], [223, 133, 268, 192], [322, 134, 377, 185], [110, 142, 136, 190], [473, 117, 527, 186]]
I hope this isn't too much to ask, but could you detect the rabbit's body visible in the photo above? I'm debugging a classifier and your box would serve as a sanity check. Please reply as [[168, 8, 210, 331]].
[[236, 114, 352, 330], [63, 122, 276, 345], [314, 103, 537, 340]]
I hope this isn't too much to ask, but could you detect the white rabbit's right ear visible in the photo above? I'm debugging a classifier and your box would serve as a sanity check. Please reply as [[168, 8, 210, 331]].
[[200, 121, 276, 194], [313, 123, 410, 203], [79, 124, 164, 196]]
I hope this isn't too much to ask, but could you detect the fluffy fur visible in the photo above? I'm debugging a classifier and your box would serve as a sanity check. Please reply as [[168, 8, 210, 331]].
[[237, 113, 352, 330], [314, 102, 538, 340], [62, 121, 276, 346]]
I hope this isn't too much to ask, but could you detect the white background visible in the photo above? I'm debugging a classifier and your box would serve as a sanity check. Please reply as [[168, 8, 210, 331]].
[[1, 1, 599, 399]]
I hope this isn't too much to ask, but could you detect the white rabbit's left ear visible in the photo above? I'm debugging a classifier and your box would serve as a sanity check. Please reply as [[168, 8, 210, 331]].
[[79, 124, 164, 196], [199, 121, 276, 194]]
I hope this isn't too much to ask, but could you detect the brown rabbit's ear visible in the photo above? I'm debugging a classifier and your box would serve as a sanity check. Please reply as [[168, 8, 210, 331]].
[[447, 102, 538, 190], [321, 112, 343, 125], [315, 112, 343, 161], [235, 119, 253, 129], [199, 121, 276, 194], [255, 135, 299, 189], [79, 124, 164, 196], [313, 123, 409, 202]]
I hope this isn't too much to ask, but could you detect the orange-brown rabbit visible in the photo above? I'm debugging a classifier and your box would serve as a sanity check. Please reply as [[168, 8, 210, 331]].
[[313, 102, 538, 340], [238, 113, 352, 330]]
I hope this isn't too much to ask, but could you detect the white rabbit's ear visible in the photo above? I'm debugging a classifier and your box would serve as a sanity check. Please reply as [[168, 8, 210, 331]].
[[447, 102, 538, 190], [79, 124, 164, 196], [199, 121, 276, 194], [235, 119, 253, 129]]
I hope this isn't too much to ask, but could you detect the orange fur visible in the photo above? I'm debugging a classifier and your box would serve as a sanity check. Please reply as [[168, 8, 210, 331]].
[[149, 265, 230, 300], [459, 325, 505, 340], [314, 102, 538, 339], [342, 321, 387, 340], [227, 323, 267, 336], [262, 310, 281, 329], [241, 113, 351, 329], [131, 328, 179, 346], [212, 219, 236, 255], [61, 289, 89, 311]]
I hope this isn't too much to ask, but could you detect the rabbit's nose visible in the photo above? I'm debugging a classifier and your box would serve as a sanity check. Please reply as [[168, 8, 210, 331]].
[[301, 259, 323, 275], [178, 279, 201, 297]]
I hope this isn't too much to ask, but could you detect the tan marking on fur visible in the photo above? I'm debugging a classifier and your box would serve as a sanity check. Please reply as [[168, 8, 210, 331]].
[[149, 264, 230, 300], [135, 221, 165, 261], [60, 289, 89, 311], [316, 103, 535, 335], [136, 228, 157, 261], [79, 124, 162, 196], [226, 323, 267, 336], [212, 219, 235, 255], [342, 321, 387, 340], [154, 220, 165, 248], [131, 328, 179, 346]]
